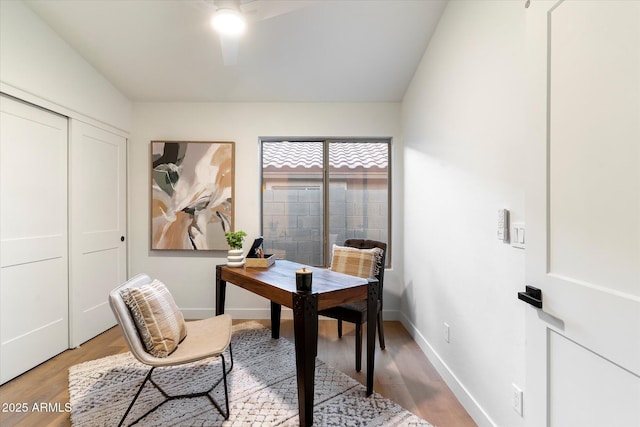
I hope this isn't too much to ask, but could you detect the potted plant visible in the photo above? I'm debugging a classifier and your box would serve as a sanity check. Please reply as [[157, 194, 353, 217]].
[[225, 230, 247, 267]]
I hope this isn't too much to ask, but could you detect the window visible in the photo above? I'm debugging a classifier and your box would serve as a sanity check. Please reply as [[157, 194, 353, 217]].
[[261, 138, 390, 267]]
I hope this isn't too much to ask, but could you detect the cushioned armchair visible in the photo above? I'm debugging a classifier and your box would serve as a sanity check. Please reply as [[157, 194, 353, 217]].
[[319, 239, 386, 372], [109, 273, 233, 426]]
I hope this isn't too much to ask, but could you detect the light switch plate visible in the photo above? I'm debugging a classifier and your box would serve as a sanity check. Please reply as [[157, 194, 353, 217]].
[[512, 223, 525, 249]]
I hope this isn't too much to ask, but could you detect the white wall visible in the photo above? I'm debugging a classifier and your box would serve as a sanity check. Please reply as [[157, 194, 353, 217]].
[[401, 1, 527, 426], [130, 102, 403, 319], [0, 0, 131, 132]]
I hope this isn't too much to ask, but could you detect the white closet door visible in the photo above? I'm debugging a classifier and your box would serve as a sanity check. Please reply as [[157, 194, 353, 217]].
[[0, 95, 69, 384], [69, 120, 127, 347]]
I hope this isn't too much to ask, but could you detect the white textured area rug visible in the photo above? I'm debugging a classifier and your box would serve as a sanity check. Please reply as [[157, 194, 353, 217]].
[[69, 322, 433, 426]]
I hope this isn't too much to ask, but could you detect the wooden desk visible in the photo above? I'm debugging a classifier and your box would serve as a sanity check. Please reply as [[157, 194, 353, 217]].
[[215, 260, 378, 427]]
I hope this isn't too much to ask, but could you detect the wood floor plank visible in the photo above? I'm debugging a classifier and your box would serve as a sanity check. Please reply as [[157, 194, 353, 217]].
[[0, 320, 476, 427]]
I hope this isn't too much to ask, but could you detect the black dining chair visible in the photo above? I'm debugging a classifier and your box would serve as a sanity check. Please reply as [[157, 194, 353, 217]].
[[319, 239, 386, 372]]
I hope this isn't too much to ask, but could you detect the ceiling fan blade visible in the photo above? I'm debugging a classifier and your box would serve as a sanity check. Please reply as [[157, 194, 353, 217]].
[[219, 35, 240, 66], [205, 0, 318, 66], [240, 0, 319, 22], [212, 0, 242, 12]]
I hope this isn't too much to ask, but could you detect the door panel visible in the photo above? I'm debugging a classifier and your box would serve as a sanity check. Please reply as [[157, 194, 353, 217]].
[[1, 262, 68, 380], [548, 0, 639, 295], [1, 235, 65, 268], [0, 95, 68, 383], [69, 120, 127, 347], [525, 1, 640, 426], [549, 331, 639, 427]]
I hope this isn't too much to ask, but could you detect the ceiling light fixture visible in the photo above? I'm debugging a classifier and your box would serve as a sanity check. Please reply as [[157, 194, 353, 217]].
[[211, 8, 246, 36]]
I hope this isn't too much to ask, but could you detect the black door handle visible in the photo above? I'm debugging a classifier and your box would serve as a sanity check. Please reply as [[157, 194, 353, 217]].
[[518, 285, 542, 309]]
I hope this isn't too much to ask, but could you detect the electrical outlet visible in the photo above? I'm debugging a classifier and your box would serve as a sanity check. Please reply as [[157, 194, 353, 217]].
[[444, 323, 450, 343], [512, 383, 523, 416]]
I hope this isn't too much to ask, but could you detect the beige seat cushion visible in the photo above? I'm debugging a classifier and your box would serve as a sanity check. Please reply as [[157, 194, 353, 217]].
[[121, 279, 187, 358], [330, 244, 383, 279], [164, 314, 232, 365]]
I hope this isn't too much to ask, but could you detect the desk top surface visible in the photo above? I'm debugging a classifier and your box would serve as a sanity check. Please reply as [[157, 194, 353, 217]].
[[220, 259, 367, 293], [218, 260, 372, 309]]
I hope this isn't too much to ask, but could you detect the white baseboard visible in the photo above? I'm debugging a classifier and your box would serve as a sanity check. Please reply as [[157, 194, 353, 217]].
[[399, 313, 496, 427]]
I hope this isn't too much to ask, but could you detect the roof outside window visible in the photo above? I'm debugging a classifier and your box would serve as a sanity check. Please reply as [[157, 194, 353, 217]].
[[263, 141, 388, 169]]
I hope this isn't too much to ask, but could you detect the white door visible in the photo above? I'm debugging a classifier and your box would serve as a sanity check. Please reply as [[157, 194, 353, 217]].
[[0, 95, 69, 383], [524, 2, 639, 426], [69, 119, 127, 347]]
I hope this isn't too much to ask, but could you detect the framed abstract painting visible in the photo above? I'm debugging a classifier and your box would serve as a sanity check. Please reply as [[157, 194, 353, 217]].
[[150, 141, 235, 250]]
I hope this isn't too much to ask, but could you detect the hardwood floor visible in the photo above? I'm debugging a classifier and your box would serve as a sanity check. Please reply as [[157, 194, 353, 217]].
[[0, 320, 476, 427]]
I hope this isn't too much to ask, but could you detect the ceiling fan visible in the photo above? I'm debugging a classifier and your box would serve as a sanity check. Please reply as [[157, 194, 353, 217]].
[[203, 0, 318, 66]]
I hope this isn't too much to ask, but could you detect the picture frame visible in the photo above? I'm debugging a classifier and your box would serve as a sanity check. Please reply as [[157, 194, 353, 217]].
[[150, 140, 235, 250]]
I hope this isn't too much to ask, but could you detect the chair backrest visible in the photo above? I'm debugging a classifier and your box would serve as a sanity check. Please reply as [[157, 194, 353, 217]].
[[343, 239, 386, 297], [108, 273, 160, 365]]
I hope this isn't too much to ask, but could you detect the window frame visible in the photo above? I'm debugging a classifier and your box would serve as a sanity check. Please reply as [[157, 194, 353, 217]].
[[259, 137, 392, 268]]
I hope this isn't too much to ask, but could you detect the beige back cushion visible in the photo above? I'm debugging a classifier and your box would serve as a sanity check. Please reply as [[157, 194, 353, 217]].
[[330, 244, 383, 279], [121, 279, 187, 358]]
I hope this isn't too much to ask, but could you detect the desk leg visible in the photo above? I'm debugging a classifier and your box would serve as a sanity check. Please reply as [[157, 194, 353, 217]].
[[215, 265, 226, 315], [292, 292, 318, 427], [366, 279, 379, 396], [270, 301, 281, 339]]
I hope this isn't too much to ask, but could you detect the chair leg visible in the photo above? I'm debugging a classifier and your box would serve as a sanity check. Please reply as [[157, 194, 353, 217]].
[[227, 342, 234, 372], [119, 346, 234, 426], [222, 355, 230, 418], [118, 368, 154, 427], [207, 354, 230, 420], [210, 343, 234, 391], [355, 323, 362, 372], [337, 319, 343, 338], [377, 311, 386, 350]]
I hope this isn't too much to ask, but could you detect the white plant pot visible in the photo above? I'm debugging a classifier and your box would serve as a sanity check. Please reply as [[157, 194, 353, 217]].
[[227, 249, 244, 267]]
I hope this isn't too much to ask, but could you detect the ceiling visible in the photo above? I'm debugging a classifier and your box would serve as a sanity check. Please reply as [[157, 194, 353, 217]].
[[24, 0, 447, 103]]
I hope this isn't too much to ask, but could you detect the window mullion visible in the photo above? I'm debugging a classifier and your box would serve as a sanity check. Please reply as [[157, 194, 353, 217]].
[[322, 140, 330, 267]]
